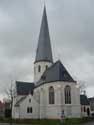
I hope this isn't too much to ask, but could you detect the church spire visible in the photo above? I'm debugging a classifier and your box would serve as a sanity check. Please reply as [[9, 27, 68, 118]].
[[35, 6, 53, 63]]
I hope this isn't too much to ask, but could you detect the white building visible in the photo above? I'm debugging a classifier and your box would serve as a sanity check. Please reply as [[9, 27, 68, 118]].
[[89, 97, 94, 116], [80, 95, 90, 117], [12, 6, 82, 119]]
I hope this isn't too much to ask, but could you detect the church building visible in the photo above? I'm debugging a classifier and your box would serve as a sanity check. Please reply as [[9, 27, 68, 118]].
[[12, 6, 81, 119]]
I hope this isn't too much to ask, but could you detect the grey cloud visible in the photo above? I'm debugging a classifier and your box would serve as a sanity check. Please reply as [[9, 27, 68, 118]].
[[0, 0, 94, 97]]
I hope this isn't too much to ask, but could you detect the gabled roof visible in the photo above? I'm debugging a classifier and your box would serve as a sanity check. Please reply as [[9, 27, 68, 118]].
[[37, 60, 75, 85], [80, 95, 90, 105], [15, 96, 26, 107], [35, 6, 53, 63], [16, 81, 35, 95]]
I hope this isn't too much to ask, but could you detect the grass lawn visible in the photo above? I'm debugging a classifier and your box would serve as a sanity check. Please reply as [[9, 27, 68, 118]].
[[0, 117, 94, 125]]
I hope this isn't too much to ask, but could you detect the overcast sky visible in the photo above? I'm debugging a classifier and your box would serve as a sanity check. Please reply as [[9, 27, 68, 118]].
[[0, 0, 94, 99]]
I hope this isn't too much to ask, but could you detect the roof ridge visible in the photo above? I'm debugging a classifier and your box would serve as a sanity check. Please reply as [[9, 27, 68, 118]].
[[16, 81, 34, 84], [15, 96, 27, 106], [58, 61, 76, 82], [40, 60, 61, 75], [37, 60, 75, 86], [36, 61, 59, 85]]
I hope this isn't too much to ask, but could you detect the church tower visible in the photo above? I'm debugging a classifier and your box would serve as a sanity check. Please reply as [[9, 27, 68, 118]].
[[34, 6, 53, 83]]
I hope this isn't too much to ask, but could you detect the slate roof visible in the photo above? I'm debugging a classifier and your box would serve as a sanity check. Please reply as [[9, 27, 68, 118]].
[[15, 96, 27, 107], [16, 81, 35, 95], [37, 60, 75, 86], [80, 95, 90, 105], [35, 6, 53, 63]]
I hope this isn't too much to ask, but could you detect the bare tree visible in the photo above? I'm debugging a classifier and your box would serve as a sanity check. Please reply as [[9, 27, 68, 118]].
[[79, 80, 87, 95], [4, 80, 16, 125]]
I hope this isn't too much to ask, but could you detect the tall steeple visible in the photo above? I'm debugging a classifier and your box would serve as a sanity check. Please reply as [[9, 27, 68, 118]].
[[35, 6, 53, 63], [34, 6, 53, 83]]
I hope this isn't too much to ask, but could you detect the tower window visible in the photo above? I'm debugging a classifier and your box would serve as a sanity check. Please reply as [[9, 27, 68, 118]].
[[38, 65, 41, 72]]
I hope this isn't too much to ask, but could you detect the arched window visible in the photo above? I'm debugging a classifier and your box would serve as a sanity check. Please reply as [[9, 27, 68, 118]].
[[65, 86, 71, 104], [30, 107, 32, 113], [38, 65, 41, 72], [29, 99, 31, 103], [49, 86, 55, 104], [27, 107, 32, 113], [34, 67, 36, 74], [27, 107, 29, 113], [36, 91, 40, 103], [84, 106, 86, 112], [45, 65, 48, 70]]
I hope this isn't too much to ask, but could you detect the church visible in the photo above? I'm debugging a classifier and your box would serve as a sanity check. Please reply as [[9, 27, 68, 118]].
[[12, 6, 84, 119]]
